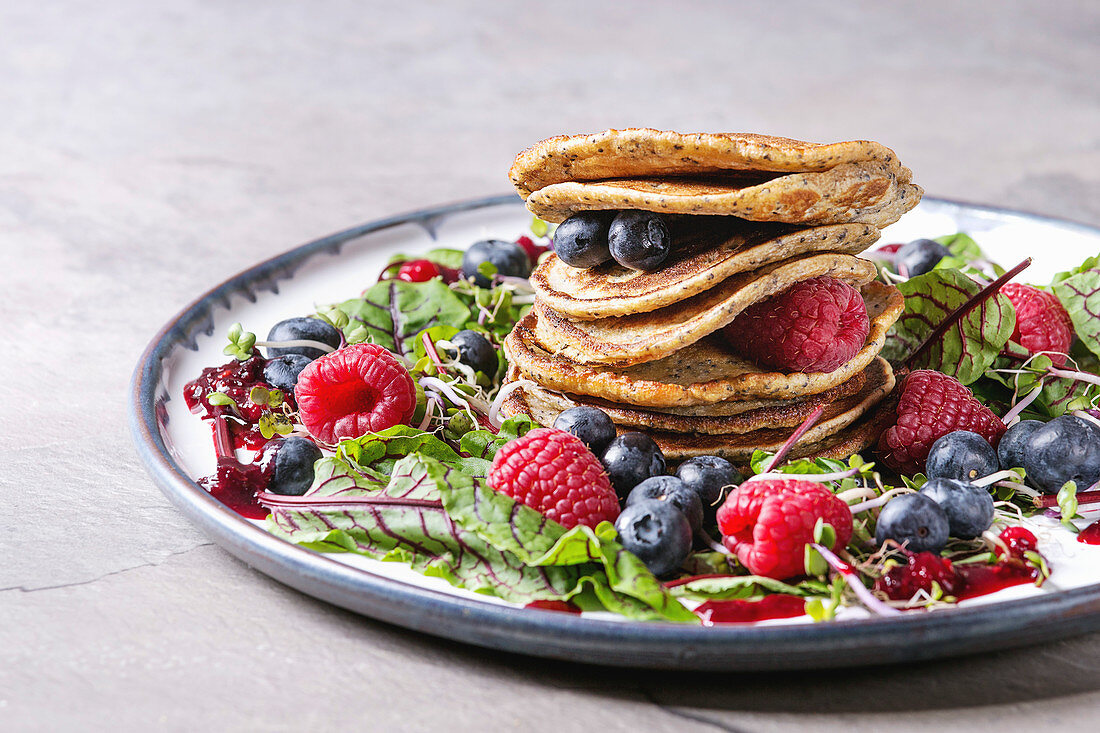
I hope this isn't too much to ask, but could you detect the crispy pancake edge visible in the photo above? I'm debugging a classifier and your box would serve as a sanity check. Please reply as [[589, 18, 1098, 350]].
[[532, 221, 881, 320], [502, 281, 905, 405], [509, 129, 909, 197]]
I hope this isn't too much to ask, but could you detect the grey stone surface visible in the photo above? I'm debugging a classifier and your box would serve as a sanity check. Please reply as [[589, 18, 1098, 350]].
[[2, 0, 1099, 730]]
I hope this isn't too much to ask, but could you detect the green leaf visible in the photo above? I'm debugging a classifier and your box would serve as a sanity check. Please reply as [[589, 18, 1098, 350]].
[[530, 216, 549, 238], [248, 385, 284, 408], [223, 322, 257, 361], [267, 456, 583, 603], [334, 279, 472, 361], [334, 424, 490, 478], [440, 478, 698, 622], [423, 247, 465, 270], [257, 412, 293, 439], [460, 415, 539, 461], [881, 268, 1016, 384], [1058, 480, 1080, 532], [1053, 267, 1100, 360], [206, 392, 237, 408], [1052, 253, 1100, 285], [665, 575, 811, 600]]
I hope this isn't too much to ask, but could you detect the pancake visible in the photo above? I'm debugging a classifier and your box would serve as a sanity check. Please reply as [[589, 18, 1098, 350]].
[[502, 281, 904, 406], [532, 253, 878, 366], [509, 129, 910, 198], [532, 219, 880, 320], [509, 357, 893, 435], [524, 163, 921, 227], [501, 361, 895, 461], [647, 394, 899, 461]]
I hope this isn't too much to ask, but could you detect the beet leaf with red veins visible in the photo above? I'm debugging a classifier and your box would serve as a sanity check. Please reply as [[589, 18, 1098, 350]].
[[881, 268, 1016, 384], [334, 278, 473, 361], [1053, 265, 1100, 360]]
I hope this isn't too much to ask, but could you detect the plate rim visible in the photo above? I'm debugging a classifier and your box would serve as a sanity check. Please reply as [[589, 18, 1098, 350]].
[[129, 193, 1100, 670]]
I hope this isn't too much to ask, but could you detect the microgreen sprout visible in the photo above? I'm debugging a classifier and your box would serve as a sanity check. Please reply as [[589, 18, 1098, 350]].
[[810, 543, 902, 616], [206, 392, 237, 408], [223, 323, 256, 361]]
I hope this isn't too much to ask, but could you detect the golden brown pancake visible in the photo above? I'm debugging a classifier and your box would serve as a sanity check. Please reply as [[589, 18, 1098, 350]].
[[532, 253, 878, 366], [509, 357, 892, 435], [509, 129, 910, 197], [532, 219, 880, 320], [501, 360, 895, 461], [524, 163, 921, 227], [502, 281, 904, 406]]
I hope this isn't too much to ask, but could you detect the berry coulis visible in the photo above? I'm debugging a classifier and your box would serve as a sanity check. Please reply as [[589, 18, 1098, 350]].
[[184, 357, 282, 518], [875, 528, 1042, 602], [1077, 520, 1100, 545], [694, 595, 807, 625]]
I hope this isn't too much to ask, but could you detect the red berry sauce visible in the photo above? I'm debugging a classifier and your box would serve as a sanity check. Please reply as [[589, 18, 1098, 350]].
[[198, 444, 278, 519], [1077, 520, 1100, 545], [184, 357, 283, 518], [524, 600, 582, 614], [183, 356, 272, 422], [695, 595, 807, 625], [876, 527, 1043, 603]]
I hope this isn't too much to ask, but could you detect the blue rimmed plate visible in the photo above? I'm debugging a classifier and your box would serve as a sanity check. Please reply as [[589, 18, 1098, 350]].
[[129, 195, 1100, 670]]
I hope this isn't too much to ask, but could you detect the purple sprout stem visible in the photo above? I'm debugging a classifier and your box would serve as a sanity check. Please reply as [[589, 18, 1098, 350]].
[[1002, 379, 1046, 426], [810, 543, 902, 616], [763, 405, 827, 473]]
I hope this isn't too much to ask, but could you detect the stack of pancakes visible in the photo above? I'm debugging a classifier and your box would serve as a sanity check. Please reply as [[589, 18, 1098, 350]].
[[501, 129, 915, 463]]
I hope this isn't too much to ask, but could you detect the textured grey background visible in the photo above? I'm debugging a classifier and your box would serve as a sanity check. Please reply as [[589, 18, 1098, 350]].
[[3, 0, 1100, 730]]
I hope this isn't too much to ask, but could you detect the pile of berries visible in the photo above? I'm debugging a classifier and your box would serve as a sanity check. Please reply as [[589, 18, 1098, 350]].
[[552, 211, 672, 272], [489, 404, 743, 577]]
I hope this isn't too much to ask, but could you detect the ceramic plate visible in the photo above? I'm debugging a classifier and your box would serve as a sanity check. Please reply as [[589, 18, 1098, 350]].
[[130, 195, 1100, 670]]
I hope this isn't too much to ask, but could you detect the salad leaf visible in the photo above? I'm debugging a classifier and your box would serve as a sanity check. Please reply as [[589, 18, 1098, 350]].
[[460, 415, 539, 461], [881, 268, 1016, 384], [1051, 253, 1100, 285], [267, 453, 697, 621], [336, 279, 471, 360], [440, 479, 698, 622], [666, 575, 812, 601], [266, 455, 584, 602], [333, 424, 490, 479], [1053, 266, 1100, 360]]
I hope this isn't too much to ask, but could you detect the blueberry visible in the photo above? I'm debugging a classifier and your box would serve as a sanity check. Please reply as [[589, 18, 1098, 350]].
[[461, 239, 531, 287], [601, 432, 667, 500], [614, 499, 693, 577], [925, 430, 1000, 483], [1024, 415, 1100, 493], [895, 238, 951, 277], [263, 354, 313, 393], [675, 455, 743, 524], [268, 436, 323, 496], [919, 477, 995, 539], [553, 406, 616, 454], [875, 493, 950, 553], [607, 211, 671, 272], [626, 476, 703, 535], [552, 212, 614, 268], [265, 317, 342, 360], [997, 420, 1043, 470], [447, 330, 497, 377]]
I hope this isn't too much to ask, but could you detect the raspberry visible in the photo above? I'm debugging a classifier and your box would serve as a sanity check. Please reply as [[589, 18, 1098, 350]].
[[722, 276, 870, 373], [874, 552, 958, 601], [877, 370, 1006, 475], [515, 235, 549, 263], [1002, 283, 1074, 367], [396, 259, 442, 283], [489, 428, 620, 530], [294, 343, 417, 444], [716, 479, 853, 580]]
